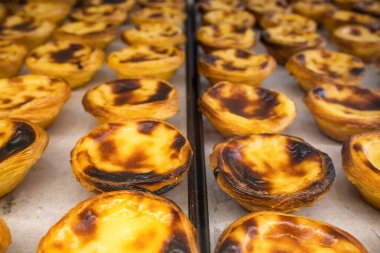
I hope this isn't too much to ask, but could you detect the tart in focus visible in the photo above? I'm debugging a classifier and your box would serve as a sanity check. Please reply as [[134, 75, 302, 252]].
[[260, 26, 326, 65], [198, 49, 276, 86], [0, 75, 71, 128], [245, 0, 288, 21], [53, 21, 118, 50], [131, 7, 186, 26], [200, 82, 296, 137], [342, 131, 380, 210], [83, 78, 179, 122], [196, 24, 255, 52], [333, 25, 380, 62], [0, 40, 27, 78], [70, 119, 192, 194], [199, 0, 244, 13], [286, 49, 365, 91], [202, 10, 255, 28], [292, 1, 336, 23], [37, 190, 199, 253], [0, 118, 48, 198], [122, 23, 186, 47], [0, 219, 11, 253], [108, 45, 184, 80], [84, 0, 136, 11], [354, 1, 380, 18], [323, 10, 380, 32], [0, 15, 55, 50], [215, 211, 368, 253], [305, 84, 380, 141], [71, 4, 128, 25], [16, 2, 71, 25], [138, 0, 185, 10], [260, 12, 317, 31], [209, 134, 335, 212], [26, 41, 104, 89]]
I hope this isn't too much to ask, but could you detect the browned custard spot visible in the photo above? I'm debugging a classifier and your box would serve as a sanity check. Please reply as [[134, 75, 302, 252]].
[[72, 208, 98, 241]]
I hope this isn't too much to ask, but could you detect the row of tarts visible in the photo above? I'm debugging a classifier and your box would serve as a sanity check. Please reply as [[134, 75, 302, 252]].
[[0, 0, 379, 252]]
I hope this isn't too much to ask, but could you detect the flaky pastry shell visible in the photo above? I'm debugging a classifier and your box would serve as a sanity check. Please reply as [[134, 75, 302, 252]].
[[131, 7, 186, 26], [199, 49, 276, 86], [84, 0, 136, 11], [37, 190, 199, 253], [122, 23, 186, 47], [215, 211, 368, 253], [53, 21, 119, 50], [71, 4, 128, 25], [0, 219, 11, 253], [83, 78, 179, 122], [210, 134, 335, 212], [245, 0, 288, 21], [71, 119, 192, 194], [108, 45, 184, 80], [200, 82, 296, 137], [16, 2, 71, 25], [260, 12, 317, 31], [0, 118, 48, 198], [292, 1, 336, 23], [0, 40, 27, 79], [0, 74, 71, 128], [286, 49, 365, 92], [196, 24, 256, 52], [202, 10, 255, 28], [323, 10, 380, 32], [26, 41, 104, 89], [305, 84, 380, 141]]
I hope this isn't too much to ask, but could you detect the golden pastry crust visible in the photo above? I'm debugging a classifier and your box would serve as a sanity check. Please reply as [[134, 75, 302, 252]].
[[292, 1, 336, 23], [323, 10, 380, 32], [202, 10, 255, 28], [196, 24, 255, 52], [122, 23, 186, 47], [131, 7, 186, 26], [83, 78, 179, 122], [71, 4, 128, 25], [286, 49, 365, 92], [198, 49, 276, 86], [108, 45, 184, 80], [354, 1, 380, 18], [199, 0, 245, 12], [260, 26, 326, 65], [210, 134, 335, 212], [0, 219, 11, 253], [215, 211, 368, 253], [53, 21, 118, 50], [0, 118, 48, 198], [138, 0, 185, 10], [305, 84, 380, 141], [84, 0, 136, 11], [70, 120, 192, 194], [200, 82, 296, 137], [37, 190, 199, 253], [333, 25, 380, 62], [0, 40, 27, 79], [26, 41, 104, 89], [0, 15, 55, 50], [16, 2, 71, 25], [260, 12, 317, 31], [342, 132, 380, 210], [0, 74, 71, 128], [28, 0, 77, 6], [245, 0, 288, 20]]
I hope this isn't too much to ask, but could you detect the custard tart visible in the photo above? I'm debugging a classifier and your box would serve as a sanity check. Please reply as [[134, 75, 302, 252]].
[[333, 25, 380, 62], [196, 24, 255, 52], [342, 132, 380, 210], [305, 84, 380, 141], [131, 7, 186, 26], [84, 0, 136, 11], [138, 0, 185, 10], [198, 49, 276, 86], [260, 26, 326, 65], [0, 74, 71, 128], [245, 0, 288, 21], [0, 15, 55, 50], [260, 12, 317, 31], [202, 10, 255, 28], [108, 45, 184, 80], [16, 2, 71, 25], [71, 119, 192, 194], [122, 23, 186, 47], [0, 40, 27, 79], [53, 21, 118, 50], [200, 82, 296, 137], [292, 1, 336, 23], [323, 10, 380, 32], [0, 118, 48, 198], [0, 219, 11, 253], [26, 41, 104, 89], [83, 78, 179, 122], [354, 1, 380, 18], [71, 4, 128, 25], [210, 134, 335, 212], [286, 49, 365, 92], [37, 190, 199, 253], [199, 0, 244, 13], [215, 211, 368, 253]]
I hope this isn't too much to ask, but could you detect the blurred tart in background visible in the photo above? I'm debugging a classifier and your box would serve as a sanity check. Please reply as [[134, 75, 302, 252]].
[[323, 10, 380, 32], [71, 4, 128, 25], [260, 12, 317, 31], [16, 2, 71, 25], [202, 10, 255, 28], [131, 7, 186, 26], [0, 40, 27, 78], [292, 1, 336, 24]]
